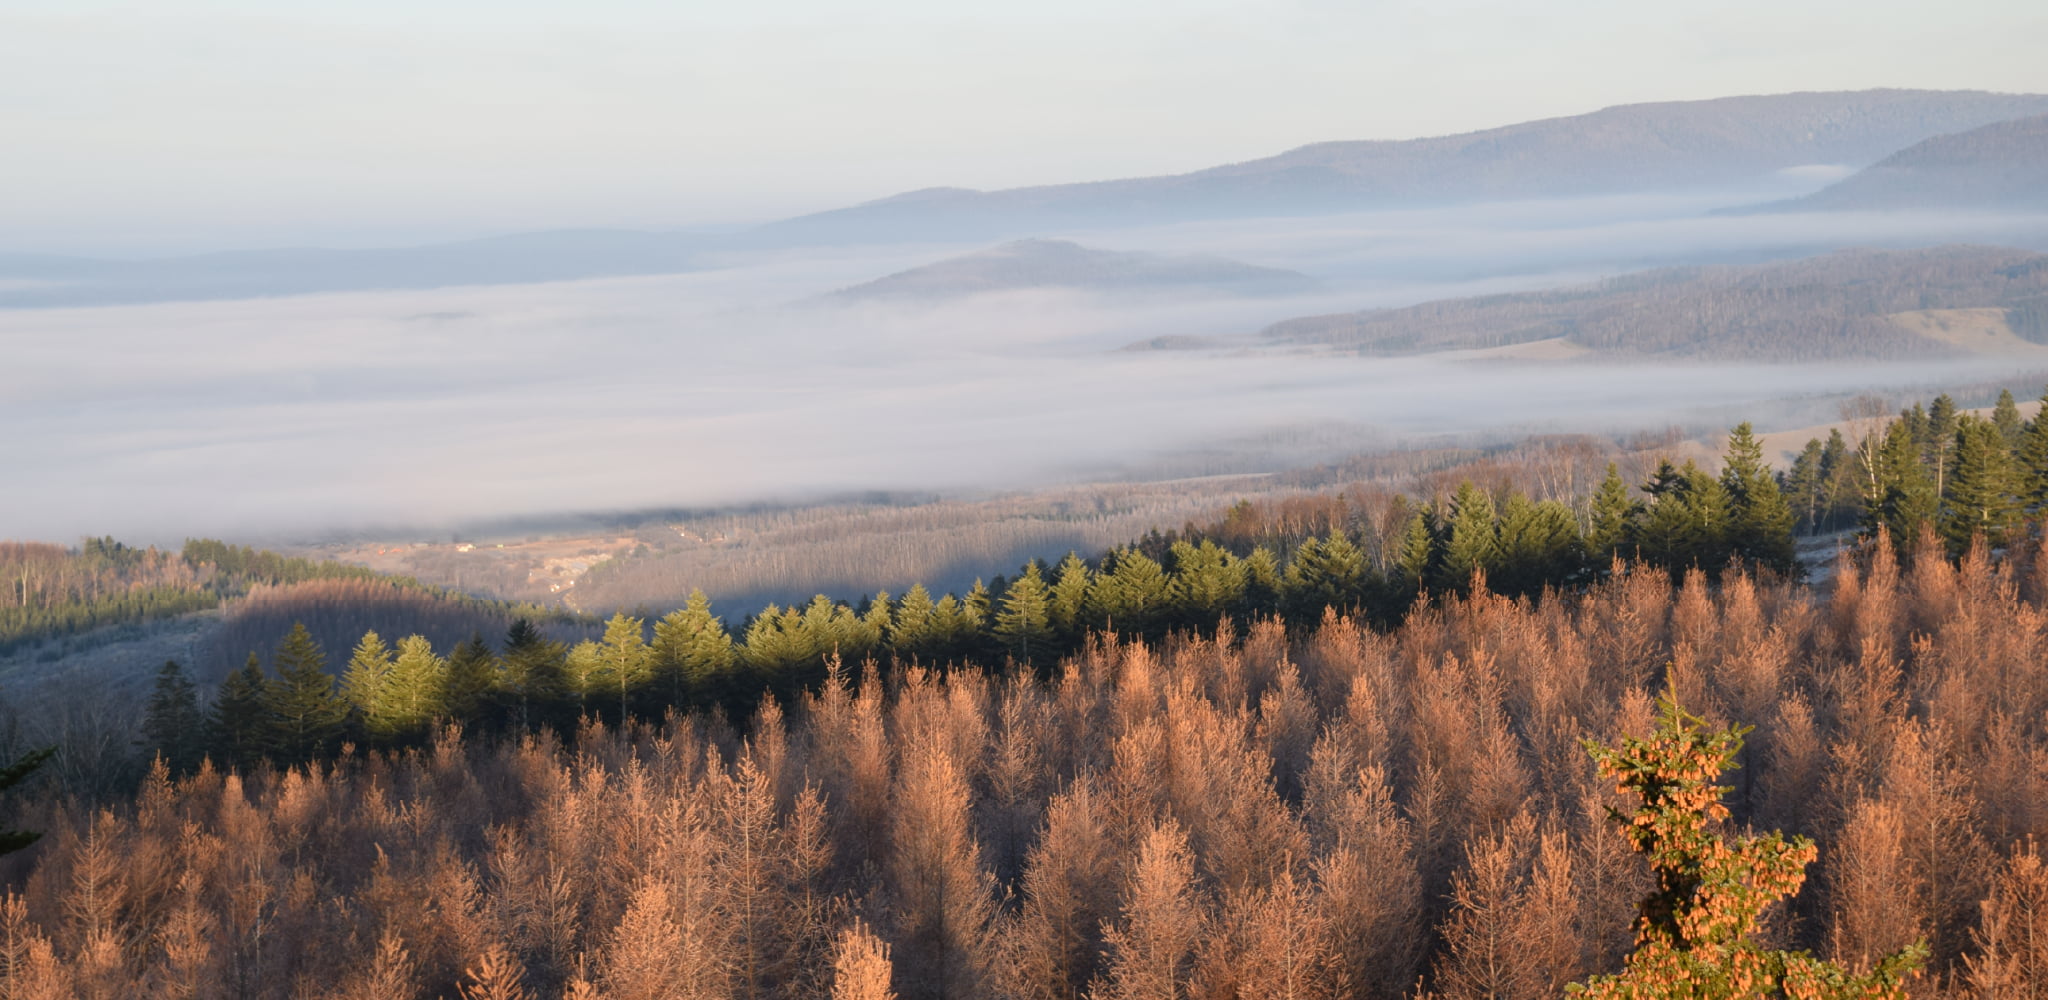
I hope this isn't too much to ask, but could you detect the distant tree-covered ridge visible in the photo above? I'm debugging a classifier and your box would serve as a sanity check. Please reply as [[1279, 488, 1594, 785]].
[[0, 537, 570, 655]]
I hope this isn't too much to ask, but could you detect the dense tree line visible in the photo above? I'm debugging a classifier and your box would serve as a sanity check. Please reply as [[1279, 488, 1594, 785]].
[[9, 527, 2048, 997], [156, 425, 1807, 768], [0, 538, 574, 657], [1782, 386, 2048, 550]]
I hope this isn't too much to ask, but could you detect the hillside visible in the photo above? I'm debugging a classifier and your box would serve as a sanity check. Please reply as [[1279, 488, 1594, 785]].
[[1257, 245, 2048, 362], [827, 239, 1316, 301], [1762, 113, 2048, 213], [759, 89, 2048, 244]]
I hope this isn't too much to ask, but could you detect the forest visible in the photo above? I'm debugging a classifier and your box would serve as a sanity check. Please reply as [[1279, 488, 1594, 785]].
[[2, 386, 2048, 997], [1260, 246, 2048, 361]]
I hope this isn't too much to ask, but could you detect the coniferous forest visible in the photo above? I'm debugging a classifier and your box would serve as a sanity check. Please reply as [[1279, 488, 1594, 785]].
[[4, 390, 2048, 997]]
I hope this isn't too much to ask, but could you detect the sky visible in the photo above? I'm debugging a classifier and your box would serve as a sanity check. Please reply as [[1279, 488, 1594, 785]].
[[5, 0, 2048, 255]]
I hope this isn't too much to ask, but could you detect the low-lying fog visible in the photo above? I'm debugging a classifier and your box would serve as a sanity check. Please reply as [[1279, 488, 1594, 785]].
[[7, 197, 2047, 544]]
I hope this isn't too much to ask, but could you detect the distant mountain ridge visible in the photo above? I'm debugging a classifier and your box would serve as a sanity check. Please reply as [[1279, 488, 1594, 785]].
[[827, 239, 1317, 302], [1255, 245, 2048, 362], [1759, 114, 2048, 213], [760, 89, 2048, 245], [9, 89, 2048, 308]]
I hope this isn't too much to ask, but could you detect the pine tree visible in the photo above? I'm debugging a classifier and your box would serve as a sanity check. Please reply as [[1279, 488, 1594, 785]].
[[0, 746, 53, 856], [439, 632, 496, 722], [2018, 386, 2048, 512], [1568, 700, 1924, 999], [264, 623, 346, 763], [1783, 438, 1826, 534], [209, 652, 271, 768], [1587, 463, 1642, 565], [1284, 530, 1369, 621], [651, 590, 735, 702], [1165, 540, 1242, 627], [597, 612, 650, 720], [994, 562, 1054, 663], [1943, 416, 2023, 551], [1994, 388, 2025, 451], [1438, 481, 1499, 591], [1236, 546, 1283, 619], [1869, 421, 1938, 550], [1820, 428, 1860, 532], [891, 584, 939, 658], [1927, 394, 1960, 498], [1720, 422, 1797, 574], [341, 630, 395, 729], [139, 660, 205, 774], [501, 618, 567, 731], [381, 634, 449, 739], [1048, 553, 1092, 641], [1495, 494, 1586, 596], [1396, 508, 1439, 593]]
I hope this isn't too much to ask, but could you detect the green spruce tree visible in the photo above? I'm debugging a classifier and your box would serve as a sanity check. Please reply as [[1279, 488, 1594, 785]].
[[209, 653, 271, 768], [139, 660, 205, 774], [1720, 422, 1798, 574], [993, 562, 1054, 663], [264, 624, 346, 763], [1942, 415, 2023, 552]]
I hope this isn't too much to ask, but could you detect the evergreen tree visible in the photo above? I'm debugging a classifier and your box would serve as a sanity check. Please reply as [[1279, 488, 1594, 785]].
[[501, 618, 567, 731], [2018, 386, 2048, 512], [1395, 508, 1439, 592], [596, 612, 651, 719], [1868, 421, 1939, 550], [380, 634, 448, 740], [1494, 494, 1585, 595], [138, 660, 205, 774], [859, 593, 893, 654], [1048, 553, 1092, 641], [1089, 551, 1168, 635], [1927, 394, 1960, 498], [1235, 546, 1283, 620], [1438, 481, 1499, 591], [265, 624, 347, 763], [1284, 530, 1369, 621], [651, 590, 735, 702], [1166, 540, 1243, 627], [1994, 388, 2025, 451], [1942, 416, 2023, 551], [1586, 462, 1643, 565], [1639, 462, 1732, 575], [1820, 428, 1860, 532], [341, 630, 395, 727], [891, 584, 939, 658], [208, 653, 270, 768], [993, 562, 1054, 663], [443, 632, 497, 722], [1783, 438, 1827, 534], [0, 746, 54, 856], [1569, 700, 1924, 999], [1720, 422, 1797, 574]]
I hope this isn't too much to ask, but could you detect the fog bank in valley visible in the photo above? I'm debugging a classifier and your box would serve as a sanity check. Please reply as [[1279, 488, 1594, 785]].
[[7, 197, 2047, 545]]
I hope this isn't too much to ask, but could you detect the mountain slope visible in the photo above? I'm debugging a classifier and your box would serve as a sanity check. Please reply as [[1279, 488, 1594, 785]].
[[1763, 114, 2048, 213], [759, 90, 2048, 245], [1258, 245, 2048, 362], [827, 239, 1316, 301]]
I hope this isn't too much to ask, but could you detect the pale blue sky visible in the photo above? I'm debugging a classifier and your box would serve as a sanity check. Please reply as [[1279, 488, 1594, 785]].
[[5, 0, 2046, 254]]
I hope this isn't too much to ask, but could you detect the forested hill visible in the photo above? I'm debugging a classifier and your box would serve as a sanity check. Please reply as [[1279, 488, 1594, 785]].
[[826, 239, 1315, 301], [1256, 245, 2048, 362], [0, 538, 571, 659], [1762, 113, 2048, 213], [757, 89, 2048, 244]]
